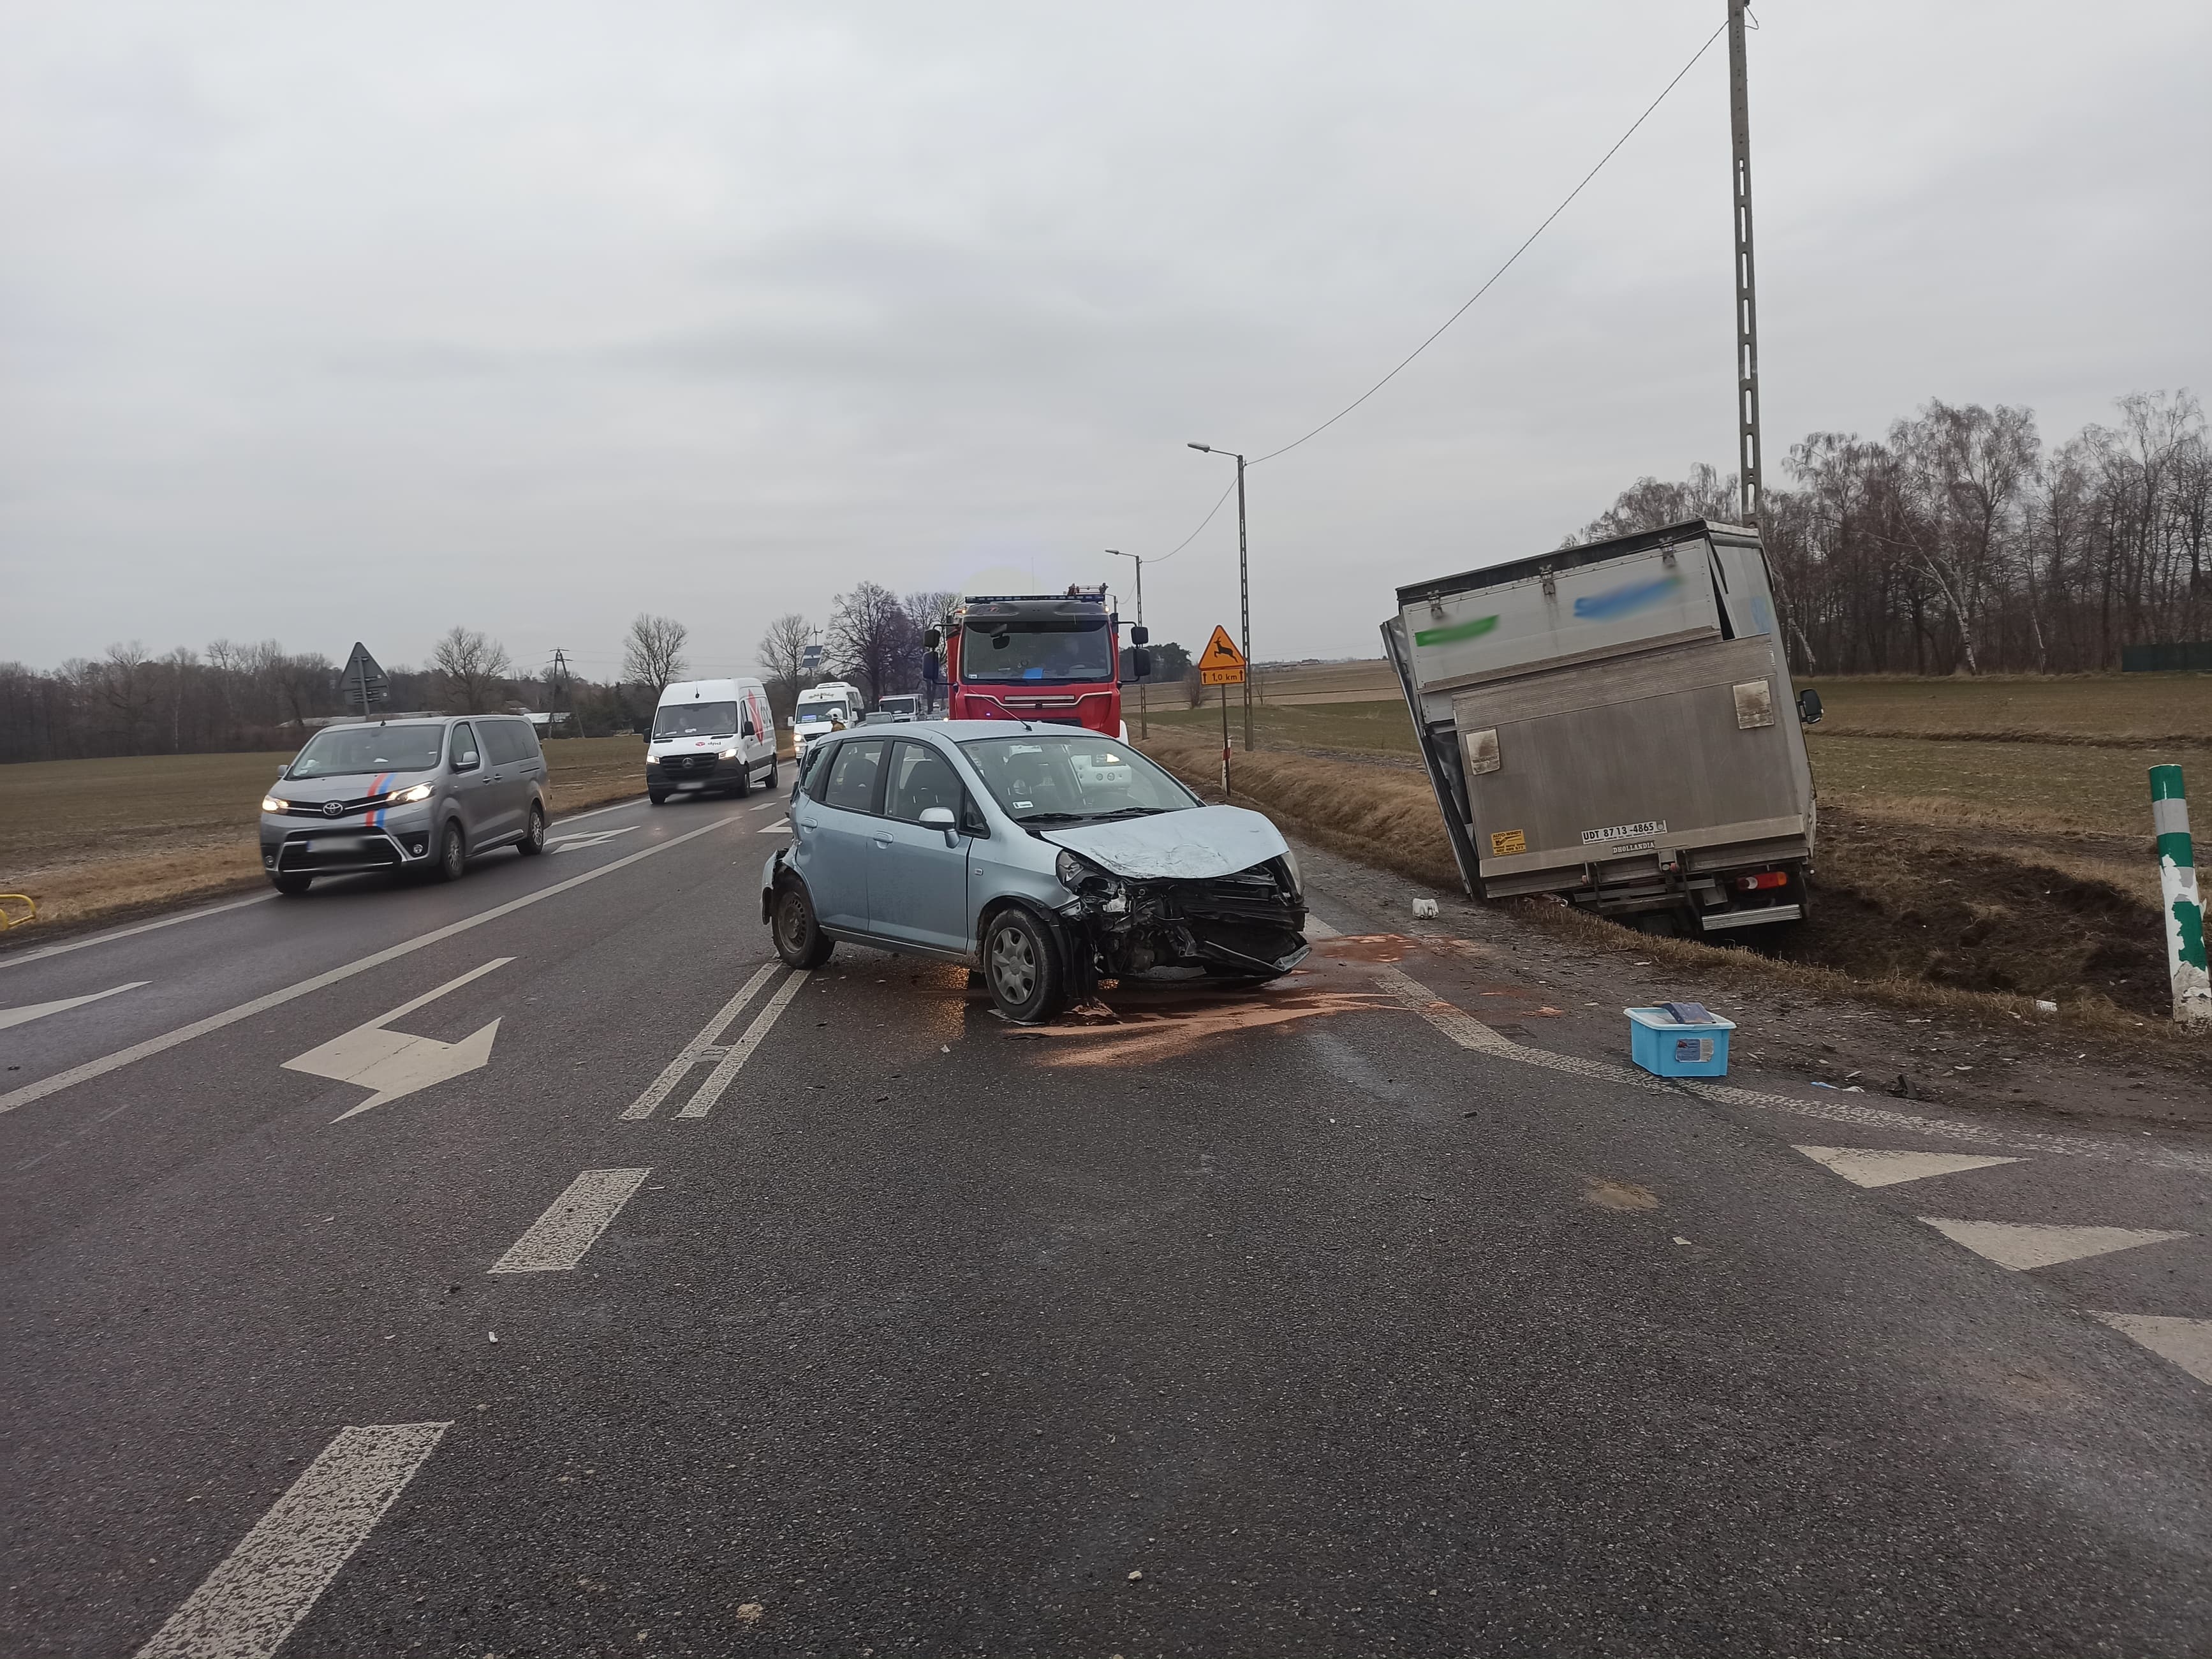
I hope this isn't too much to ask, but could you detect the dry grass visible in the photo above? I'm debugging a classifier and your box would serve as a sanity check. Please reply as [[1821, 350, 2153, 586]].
[[0, 734, 682, 940], [1807, 734, 2206, 838], [1797, 671, 2212, 742]]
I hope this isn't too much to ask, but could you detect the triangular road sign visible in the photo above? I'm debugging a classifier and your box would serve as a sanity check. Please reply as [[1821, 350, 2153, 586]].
[[1197, 626, 1246, 672], [341, 641, 390, 714]]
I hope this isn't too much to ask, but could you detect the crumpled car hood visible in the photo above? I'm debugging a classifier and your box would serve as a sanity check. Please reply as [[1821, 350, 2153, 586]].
[[1037, 804, 1289, 881]]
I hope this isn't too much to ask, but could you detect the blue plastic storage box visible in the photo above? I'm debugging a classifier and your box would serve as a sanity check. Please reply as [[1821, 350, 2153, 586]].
[[1625, 1005, 1736, 1079]]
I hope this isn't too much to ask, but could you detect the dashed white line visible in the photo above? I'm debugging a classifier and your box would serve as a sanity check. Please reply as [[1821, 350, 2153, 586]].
[[488, 1168, 653, 1272], [620, 963, 779, 1120], [2094, 1313, 2212, 1385], [1918, 1218, 2190, 1271], [0, 813, 742, 1116], [678, 968, 810, 1118], [0, 980, 149, 1031], [133, 1421, 449, 1659]]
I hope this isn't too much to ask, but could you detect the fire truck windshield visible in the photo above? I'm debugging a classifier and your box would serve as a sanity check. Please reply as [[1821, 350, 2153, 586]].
[[961, 619, 1112, 683]]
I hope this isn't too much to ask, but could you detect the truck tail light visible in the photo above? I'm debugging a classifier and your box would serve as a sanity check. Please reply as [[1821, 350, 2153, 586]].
[[1733, 871, 1789, 892]]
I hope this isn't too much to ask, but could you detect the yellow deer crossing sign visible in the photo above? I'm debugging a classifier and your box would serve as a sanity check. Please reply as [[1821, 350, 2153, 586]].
[[1197, 625, 1247, 686]]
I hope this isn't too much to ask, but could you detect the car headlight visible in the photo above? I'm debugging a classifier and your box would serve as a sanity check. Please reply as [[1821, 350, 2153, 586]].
[[390, 783, 432, 804], [262, 796, 288, 813], [1281, 846, 1302, 895], [1055, 849, 1094, 892], [719, 747, 739, 759]]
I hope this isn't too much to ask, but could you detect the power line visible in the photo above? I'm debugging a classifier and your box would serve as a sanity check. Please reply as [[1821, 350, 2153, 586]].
[[1250, 18, 1729, 467], [1152, 478, 1238, 565]]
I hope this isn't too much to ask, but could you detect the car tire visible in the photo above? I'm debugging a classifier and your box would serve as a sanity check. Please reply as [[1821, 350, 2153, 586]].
[[434, 821, 468, 883], [649, 790, 667, 806], [983, 908, 1068, 1024], [270, 871, 312, 896], [772, 880, 835, 970], [733, 760, 751, 799], [517, 802, 547, 855], [765, 758, 779, 791]]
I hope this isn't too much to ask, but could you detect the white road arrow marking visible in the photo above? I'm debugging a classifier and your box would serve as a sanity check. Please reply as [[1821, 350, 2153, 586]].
[[284, 959, 510, 1123], [1795, 1145, 2023, 1188], [2093, 1312, 2212, 1386], [1919, 1217, 2190, 1271], [0, 980, 149, 1031], [547, 825, 640, 855]]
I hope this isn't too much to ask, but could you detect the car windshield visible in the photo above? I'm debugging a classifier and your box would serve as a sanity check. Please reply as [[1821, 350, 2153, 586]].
[[286, 723, 445, 779], [795, 698, 850, 724], [958, 735, 1196, 823], [961, 620, 1112, 683], [654, 701, 738, 739]]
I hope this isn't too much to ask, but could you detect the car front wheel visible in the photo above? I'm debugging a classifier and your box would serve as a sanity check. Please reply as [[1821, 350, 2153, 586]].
[[434, 822, 467, 883], [270, 871, 312, 896], [772, 880, 835, 969], [517, 802, 547, 855], [984, 908, 1068, 1024]]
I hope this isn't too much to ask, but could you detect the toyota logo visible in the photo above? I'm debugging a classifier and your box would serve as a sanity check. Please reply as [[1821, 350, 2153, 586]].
[[323, 800, 344, 818]]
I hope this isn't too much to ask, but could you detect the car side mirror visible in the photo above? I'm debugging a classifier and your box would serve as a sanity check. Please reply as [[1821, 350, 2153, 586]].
[[1130, 625, 1149, 645], [918, 804, 959, 847], [1130, 648, 1153, 681], [455, 750, 478, 770], [1796, 687, 1824, 726]]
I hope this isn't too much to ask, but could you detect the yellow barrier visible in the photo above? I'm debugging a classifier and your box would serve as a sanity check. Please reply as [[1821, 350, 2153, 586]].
[[0, 893, 35, 929]]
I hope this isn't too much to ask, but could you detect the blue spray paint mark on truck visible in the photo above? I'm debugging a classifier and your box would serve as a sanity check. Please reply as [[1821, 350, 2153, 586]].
[[1572, 571, 1685, 620]]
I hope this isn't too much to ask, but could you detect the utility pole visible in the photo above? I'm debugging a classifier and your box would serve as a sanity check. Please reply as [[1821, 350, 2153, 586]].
[[1727, 0, 1763, 527], [1109, 549, 1147, 739], [1186, 443, 1253, 752], [548, 647, 573, 739]]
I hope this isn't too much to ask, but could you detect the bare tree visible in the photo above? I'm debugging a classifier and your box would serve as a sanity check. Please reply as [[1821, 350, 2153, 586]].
[[622, 614, 689, 700], [100, 641, 156, 753], [827, 582, 917, 704], [432, 626, 513, 713], [755, 612, 815, 725]]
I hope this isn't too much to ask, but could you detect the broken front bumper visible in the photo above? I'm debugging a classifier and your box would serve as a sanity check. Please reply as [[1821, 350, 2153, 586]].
[[1061, 860, 1310, 980]]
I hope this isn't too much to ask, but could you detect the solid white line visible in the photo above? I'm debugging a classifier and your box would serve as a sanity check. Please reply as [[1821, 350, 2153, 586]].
[[1303, 912, 1343, 939], [678, 968, 809, 1118], [0, 814, 744, 1116], [619, 962, 779, 1120], [487, 1167, 653, 1272], [133, 1421, 449, 1659], [0, 895, 274, 973], [751, 799, 782, 812], [0, 980, 150, 1031], [550, 795, 649, 828]]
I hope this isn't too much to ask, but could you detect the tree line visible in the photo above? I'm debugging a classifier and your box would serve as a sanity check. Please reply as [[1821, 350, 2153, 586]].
[[1, 586, 1197, 763], [1569, 389, 2209, 675]]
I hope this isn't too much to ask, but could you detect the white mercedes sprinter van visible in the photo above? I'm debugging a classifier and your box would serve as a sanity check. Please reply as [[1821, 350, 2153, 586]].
[[646, 678, 779, 804]]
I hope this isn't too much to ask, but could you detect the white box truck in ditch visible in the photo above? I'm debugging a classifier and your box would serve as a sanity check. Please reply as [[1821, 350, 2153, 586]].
[[1382, 517, 1823, 935]]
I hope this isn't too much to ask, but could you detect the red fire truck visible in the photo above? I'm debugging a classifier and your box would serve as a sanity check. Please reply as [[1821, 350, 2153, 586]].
[[925, 585, 1150, 738]]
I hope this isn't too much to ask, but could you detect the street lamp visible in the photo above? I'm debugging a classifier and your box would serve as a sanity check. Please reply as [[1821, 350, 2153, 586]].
[[1109, 549, 1147, 739], [1186, 442, 1251, 753]]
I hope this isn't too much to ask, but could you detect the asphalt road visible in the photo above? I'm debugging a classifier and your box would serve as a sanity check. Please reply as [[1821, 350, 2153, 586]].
[[3, 793, 2209, 1657]]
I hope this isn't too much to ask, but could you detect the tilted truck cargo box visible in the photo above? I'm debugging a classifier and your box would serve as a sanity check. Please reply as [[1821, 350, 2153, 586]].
[[1382, 518, 1818, 933]]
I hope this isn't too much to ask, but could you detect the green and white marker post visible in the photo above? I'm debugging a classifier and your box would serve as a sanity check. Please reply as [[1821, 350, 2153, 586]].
[[2149, 765, 2211, 1025]]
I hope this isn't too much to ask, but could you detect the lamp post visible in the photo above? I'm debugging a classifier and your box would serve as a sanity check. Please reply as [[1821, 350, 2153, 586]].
[[1186, 443, 1251, 752], [1108, 549, 1147, 739]]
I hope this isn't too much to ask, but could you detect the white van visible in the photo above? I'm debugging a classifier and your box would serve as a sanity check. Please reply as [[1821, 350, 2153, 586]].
[[790, 680, 863, 762], [646, 678, 779, 804]]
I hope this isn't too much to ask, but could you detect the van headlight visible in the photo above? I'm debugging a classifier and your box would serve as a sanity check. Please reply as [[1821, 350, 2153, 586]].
[[262, 796, 288, 814], [719, 747, 739, 759], [389, 783, 432, 804]]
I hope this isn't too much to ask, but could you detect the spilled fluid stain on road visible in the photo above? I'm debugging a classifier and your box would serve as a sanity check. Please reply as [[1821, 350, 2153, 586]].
[[1311, 933, 1486, 964], [1004, 976, 1396, 1067]]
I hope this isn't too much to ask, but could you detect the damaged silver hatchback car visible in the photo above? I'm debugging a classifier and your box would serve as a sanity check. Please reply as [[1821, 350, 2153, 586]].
[[761, 721, 1309, 1022]]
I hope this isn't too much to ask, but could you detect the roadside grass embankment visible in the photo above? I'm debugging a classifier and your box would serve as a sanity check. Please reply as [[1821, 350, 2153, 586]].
[[0, 735, 667, 941], [1137, 670, 2212, 1053]]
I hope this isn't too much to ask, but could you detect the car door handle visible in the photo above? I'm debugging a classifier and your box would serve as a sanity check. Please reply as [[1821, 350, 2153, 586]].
[[872, 834, 893, 848]]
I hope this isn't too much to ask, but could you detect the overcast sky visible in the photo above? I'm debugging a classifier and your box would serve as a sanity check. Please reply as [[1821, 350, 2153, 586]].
[[4, 1, 2206, 680]]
